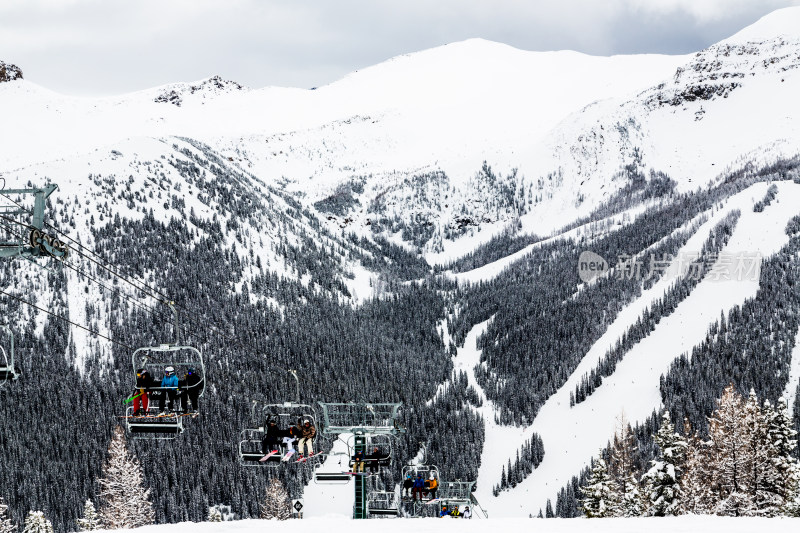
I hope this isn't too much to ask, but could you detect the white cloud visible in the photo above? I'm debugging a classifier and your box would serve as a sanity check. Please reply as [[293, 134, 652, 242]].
[[624, 0, 800, 22], [1, 0, 798, 95]]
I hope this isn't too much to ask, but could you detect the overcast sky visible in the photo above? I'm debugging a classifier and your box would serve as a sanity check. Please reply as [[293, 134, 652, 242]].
[[2, 0, 798, 96]]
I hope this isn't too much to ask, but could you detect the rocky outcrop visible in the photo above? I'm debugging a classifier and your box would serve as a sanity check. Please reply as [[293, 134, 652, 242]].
[[0, 61, 23, 82], [154, 75, 244, 106]]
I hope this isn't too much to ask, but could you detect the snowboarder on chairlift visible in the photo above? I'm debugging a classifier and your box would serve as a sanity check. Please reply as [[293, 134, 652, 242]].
[[182, 367, 203, 412], [297, 418, 316, 458], [133, 368, 152, 416], [159, 366, 180, 413]]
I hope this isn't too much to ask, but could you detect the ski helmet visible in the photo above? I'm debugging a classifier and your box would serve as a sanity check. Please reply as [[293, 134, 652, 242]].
[[165, 366, 175, 375]]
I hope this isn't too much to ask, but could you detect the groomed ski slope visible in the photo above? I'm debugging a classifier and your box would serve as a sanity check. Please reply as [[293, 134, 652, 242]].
[[469, 181, 800, 516]]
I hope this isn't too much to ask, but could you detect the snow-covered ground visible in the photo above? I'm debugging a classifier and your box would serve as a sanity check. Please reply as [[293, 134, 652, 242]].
[[441, 181, 800, 516], [123, 515, 800, 532]]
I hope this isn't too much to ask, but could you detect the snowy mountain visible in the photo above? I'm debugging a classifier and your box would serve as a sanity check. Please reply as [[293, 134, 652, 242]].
[[1, 7, 800, 529]]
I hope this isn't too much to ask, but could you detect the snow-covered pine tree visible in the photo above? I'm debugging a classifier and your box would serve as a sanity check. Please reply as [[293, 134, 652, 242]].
[[681, 418, 714, 514], [642, 410, 687, 516], [0, 497, 16, 533], [743, 390, 771, 515], [708, 384, 751, 516], [545, 499, 554, 518], [764, 397, 800, 515], [260, 478, 291, 520], [580, 455, 620, 518], [97, 426, 154, 529], [619, 473, 644, 517], [207, 506, 222, 522], [22, 512, 52, 533], [76, 500, 99, 531]]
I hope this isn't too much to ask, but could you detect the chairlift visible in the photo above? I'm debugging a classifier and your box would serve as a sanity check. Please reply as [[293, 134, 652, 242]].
[[0, 325, 20, 386], [367, 491, 400, 517], [345, 433, 393, 473], [238, 371, 320, 466], [125, 304, 205, 439]]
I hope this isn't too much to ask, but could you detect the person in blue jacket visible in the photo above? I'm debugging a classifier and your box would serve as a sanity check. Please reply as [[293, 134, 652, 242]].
[[159, 366, 180, 413], [412, 473, 425, 501], [439, 505, 449, 517]]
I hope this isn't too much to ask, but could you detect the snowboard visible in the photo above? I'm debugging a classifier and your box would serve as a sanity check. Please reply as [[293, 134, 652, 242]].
[[425, 499, 440, 505], [281, 450, 296, 462], [259, 450, 279, 462]]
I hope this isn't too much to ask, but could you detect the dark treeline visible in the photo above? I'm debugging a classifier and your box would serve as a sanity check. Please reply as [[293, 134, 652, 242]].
[[0, 141, 484, 532], [493, 432, 544, 496]]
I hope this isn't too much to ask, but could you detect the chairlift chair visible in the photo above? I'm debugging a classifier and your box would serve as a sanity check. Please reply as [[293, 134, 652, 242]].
[[0, 326, 20, 386], [238, 399, 319, 466], [126, 343, 205, 439], [367, 491, 400, 518]]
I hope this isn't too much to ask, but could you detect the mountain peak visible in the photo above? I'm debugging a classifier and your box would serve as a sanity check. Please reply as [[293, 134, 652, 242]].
[[154, 75, 246, 106], [722, 6, 800, 44], [0, 60, 23, 82]]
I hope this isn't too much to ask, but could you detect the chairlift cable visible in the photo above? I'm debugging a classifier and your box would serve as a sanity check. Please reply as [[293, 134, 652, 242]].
[[0, 287, 134, 350], [2, 197, 309, 385]]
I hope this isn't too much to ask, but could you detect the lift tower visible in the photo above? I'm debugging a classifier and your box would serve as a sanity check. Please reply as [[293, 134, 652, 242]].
[[0, 184, 68, 259], [318, 402, 405, 519]]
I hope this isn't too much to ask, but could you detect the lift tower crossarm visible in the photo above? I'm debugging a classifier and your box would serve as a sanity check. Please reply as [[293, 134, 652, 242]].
[[2, 185, 58, 230]]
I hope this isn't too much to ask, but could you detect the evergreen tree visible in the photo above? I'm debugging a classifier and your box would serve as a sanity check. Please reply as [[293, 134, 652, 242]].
[[76, 501, 99, 532], [743, 390, 771, 515], [642, 410, 687, 516], [97, 426, 154, 529], [0, 498, 16, 533], [21, 513, 52, 533], [764, 398, 800, 515], [207, 506, 222, 523], [259, 479, 291, 520], [619, 473, 644, 517], [545, 499, 554, 518], [580, 456, 619, 518]]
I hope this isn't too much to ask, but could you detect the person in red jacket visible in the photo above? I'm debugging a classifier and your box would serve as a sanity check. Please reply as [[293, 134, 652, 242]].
[[133, 368, 153, 416]]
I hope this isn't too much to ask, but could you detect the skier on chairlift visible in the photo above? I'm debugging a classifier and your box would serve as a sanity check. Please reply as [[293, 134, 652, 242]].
[[412, 473, 425, 501], [424, 472, 438, 500], [159, 366, 180, 414], [367, 446, 388, 473], [133, 368, 153, 416], [182, 367, 202, 412], [403, 473, 414, 499], [297, 418, 316, 458]]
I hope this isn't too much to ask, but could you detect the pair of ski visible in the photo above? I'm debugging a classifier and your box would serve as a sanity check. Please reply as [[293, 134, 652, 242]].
[[259, 450, 315, 463]]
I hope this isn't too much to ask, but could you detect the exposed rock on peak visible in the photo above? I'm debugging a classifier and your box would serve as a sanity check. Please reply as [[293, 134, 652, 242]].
[[0, 61, 23, 82], [154, 75, 245, 106]]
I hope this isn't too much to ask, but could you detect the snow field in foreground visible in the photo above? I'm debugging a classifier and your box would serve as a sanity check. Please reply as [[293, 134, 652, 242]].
[[127, 515, 800, 533]]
